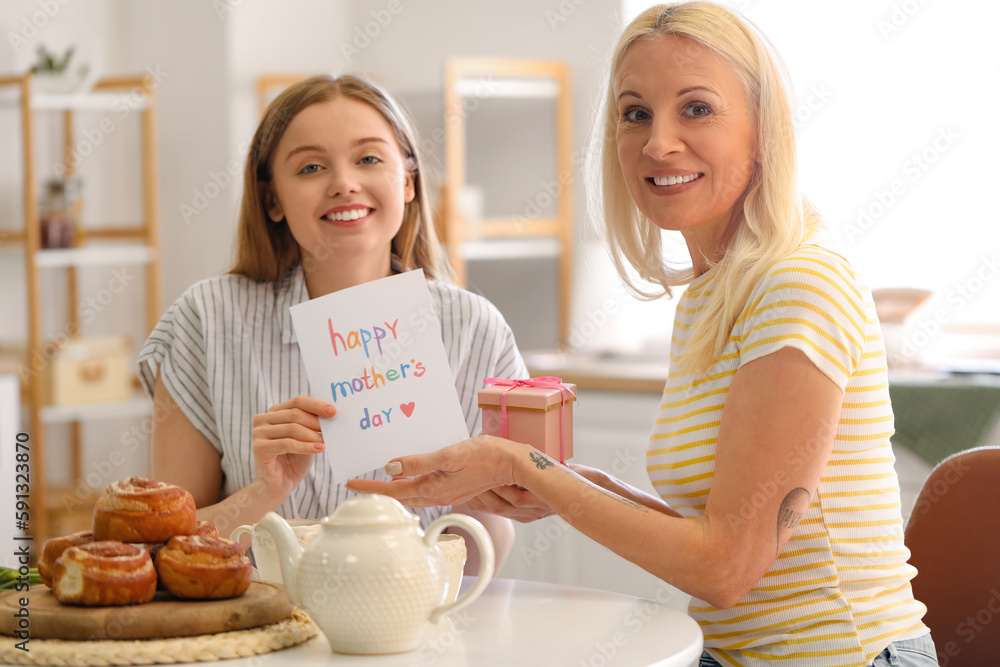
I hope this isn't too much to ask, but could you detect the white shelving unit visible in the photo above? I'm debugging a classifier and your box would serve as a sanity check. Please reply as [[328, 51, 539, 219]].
[[41, 393, 153, 425], [0, 72, 161, 541], [0, 89, 150, 112], [458, 237, 561, 261], [34, 243, 155, 269], [452, 77, 560, 99]]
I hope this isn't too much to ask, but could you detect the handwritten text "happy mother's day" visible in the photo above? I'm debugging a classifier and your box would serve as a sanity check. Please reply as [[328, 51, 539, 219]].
[[327, 319, 426, 430]]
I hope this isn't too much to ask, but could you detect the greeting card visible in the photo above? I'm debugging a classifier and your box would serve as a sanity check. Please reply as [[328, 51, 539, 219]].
[[290, 270, 469, 482]]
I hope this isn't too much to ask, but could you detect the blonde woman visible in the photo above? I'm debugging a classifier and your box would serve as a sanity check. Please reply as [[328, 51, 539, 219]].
[[138, 74, 524, 572], [349, 4, 936, 665]]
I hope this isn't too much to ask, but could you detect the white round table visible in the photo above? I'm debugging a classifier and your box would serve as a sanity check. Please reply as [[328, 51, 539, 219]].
[[222, 577, 703, 667]]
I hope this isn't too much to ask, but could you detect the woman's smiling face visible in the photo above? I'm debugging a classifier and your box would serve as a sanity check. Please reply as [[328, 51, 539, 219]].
[[615, 35, 758, 254], [265, 96, 414, 268]]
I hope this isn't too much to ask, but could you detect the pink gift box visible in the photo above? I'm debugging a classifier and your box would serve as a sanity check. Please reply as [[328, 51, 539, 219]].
[[478, 378, 577, 463]]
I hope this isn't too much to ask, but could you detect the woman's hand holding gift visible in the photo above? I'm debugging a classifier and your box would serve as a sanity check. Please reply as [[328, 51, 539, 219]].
[[462, 486, 556, 523], [460, 464, 609, 522], [347, 435, 530, 507]]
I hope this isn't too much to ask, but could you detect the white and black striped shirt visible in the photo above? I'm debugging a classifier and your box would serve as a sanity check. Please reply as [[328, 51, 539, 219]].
[[137, 264, 528, 524]]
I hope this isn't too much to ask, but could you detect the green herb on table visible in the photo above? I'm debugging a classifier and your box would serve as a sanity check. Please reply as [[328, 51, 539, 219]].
[[0, 566, 43, 591]]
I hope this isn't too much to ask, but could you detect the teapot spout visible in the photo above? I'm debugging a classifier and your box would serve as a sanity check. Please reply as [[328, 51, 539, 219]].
[[258, 512, 303, 606]]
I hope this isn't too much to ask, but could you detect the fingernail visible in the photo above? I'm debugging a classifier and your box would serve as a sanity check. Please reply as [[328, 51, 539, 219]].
[[314, 443, 325, 451], [324, 405, 336, 416], [385, 461, 403, 476]]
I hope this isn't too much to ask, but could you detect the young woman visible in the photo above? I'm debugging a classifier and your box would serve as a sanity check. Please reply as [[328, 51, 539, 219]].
[[138, 74, 526, 570], [349, 4, 937, 666]]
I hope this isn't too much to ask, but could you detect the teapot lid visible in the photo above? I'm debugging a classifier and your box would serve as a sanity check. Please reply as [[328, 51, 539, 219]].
[[324, 494, 419, 527]]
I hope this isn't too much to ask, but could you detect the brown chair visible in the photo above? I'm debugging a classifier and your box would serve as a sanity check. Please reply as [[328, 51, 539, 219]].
[[904, 446, 1000, 666]]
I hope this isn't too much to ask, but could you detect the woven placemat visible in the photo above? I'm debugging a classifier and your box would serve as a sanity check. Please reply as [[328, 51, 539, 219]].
[[0, 608, 319, 666]]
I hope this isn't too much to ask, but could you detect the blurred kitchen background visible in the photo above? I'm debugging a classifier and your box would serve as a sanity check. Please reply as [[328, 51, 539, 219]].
[[0, 0, 998, 609]]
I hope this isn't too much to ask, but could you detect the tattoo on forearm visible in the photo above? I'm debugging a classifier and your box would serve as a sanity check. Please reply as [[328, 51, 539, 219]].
[[530, 454, 649, 513], [529, 451, 554, 469], [778, 505, 803, 529], [776, 487, 810, 554]]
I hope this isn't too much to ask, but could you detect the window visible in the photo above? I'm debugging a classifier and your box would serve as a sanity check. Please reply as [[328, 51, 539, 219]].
[[621, 0, 1000, 325]]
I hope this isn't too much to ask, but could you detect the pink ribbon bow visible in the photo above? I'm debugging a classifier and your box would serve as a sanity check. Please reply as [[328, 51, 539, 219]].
[[482, 376, 577, 463]]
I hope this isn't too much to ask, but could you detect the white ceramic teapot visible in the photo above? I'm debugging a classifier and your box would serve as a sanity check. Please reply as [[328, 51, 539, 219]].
[[258, 494, 494, 654]]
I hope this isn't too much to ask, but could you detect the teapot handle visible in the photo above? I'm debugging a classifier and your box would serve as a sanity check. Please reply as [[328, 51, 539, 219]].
[[229, 524, 260, 581], [229, 524, 253, 544], [423, 514, 494, 624]]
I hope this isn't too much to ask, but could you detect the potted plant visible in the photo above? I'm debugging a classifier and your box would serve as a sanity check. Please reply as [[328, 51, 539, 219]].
[[29, 45, 91, 94]]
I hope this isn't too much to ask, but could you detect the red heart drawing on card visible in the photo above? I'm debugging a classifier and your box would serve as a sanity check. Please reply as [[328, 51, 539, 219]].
[[400, 402, 415, 417]]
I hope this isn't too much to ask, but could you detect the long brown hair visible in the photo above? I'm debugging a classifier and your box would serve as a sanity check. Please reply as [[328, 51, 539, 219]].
[[230, 74, 450, 282]]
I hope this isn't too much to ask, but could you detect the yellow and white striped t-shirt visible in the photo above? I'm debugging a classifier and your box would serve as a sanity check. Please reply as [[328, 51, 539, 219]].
[[648, 245, 928, 667]]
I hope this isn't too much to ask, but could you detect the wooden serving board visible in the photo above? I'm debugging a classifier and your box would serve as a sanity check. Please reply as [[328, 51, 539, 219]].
[[0, 581, 293, 640]]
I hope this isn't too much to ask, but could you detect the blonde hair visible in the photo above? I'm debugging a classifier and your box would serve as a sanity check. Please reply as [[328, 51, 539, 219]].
[[230, 74, 450, 282], [595, 2, 821, 374]]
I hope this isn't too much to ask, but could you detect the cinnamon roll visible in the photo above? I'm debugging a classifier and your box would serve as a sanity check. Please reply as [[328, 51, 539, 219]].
[[38, 530, 94, 587], [155, 535, 252, 600], [92, 477, 197, 543], [52, 541, 157, 606]]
